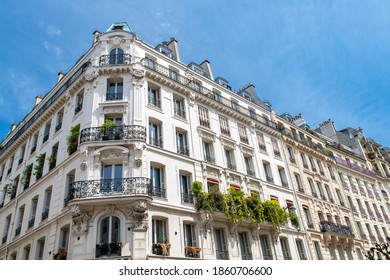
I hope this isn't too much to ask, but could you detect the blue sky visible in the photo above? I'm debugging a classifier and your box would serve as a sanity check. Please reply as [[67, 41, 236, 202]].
[[1, 0, 389, 147]]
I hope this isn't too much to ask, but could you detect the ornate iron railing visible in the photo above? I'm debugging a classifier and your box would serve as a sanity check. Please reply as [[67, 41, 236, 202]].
[[79, 125, 146, 143], [95, 242, 122, 258], [216, 249, 229, 260], [68, 177, 152, 200], [28, 217, 35, 228], [99, 54, 131, 66], [181, 192, 194, 204], [320, 220, 354, 237], [41, 209, 49, 221], [241, 252, 253, 260]]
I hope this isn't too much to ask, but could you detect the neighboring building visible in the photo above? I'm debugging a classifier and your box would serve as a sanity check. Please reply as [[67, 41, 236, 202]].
[[0, 22, 303, 260]]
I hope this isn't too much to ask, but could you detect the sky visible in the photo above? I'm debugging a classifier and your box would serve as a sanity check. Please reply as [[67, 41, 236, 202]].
[[0, 0, 390, 147]]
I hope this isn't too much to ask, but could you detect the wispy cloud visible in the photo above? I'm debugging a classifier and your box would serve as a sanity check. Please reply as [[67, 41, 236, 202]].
[[43, 41, 62, 56], [39, 21, 62, 36]]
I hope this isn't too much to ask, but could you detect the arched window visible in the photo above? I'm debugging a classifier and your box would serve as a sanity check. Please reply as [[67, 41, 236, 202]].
[[96, 216, 121, 258], [109, 48, 124, 64]]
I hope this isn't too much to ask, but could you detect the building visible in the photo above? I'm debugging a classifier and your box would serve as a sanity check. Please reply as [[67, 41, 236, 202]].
[[0, 22, 305, 260]]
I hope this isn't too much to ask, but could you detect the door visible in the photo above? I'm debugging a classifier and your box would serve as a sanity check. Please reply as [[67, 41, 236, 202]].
[[102, 164, 123, 193]]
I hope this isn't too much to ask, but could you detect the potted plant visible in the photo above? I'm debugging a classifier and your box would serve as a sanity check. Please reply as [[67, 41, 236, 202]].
[[53, 249, 67, 260], [99, 119, 117, 140], [47, 155, 56, 170], [66, 124, 80, 155], [33, 153, 45, 180]]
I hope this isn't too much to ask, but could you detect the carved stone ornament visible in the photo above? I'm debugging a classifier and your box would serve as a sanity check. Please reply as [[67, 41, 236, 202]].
[[108, 36, 126, 46], [126, 200, 149, 230], [85, 66, 98, 81], [69, 205, 92, 236], [131, 62, 145, 79], [105, 204, 116, 214]]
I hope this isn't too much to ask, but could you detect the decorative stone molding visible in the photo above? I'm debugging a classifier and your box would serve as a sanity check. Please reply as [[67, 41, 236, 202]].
[[85, 66, 98, 81], [108, 36, 126, 46], [198, 127, 216, 142], [105, 204, 116, 214], [126, 200, 149, 230], [69, 204, 92, 236], [134, 143, 145, 168], [80, 150, 88, 171], [220, 137, 236, 150]]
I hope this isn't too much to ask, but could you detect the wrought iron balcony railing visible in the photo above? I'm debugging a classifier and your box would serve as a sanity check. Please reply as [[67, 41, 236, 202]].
[[199, 118, 210, 128], [216, 249, 229, 260], [67, 177, 152, 201], [28, 217, 35, 229], [106, 91, 123, 101], [227, 163, 236, 171], [99, 54, 131, 66], [174, 108, 186, 119], [41, 209, 49, 221], [241, 252, 253, 260], [55, 122, 62, 132], [149, 137, 163, 148], [152, 186, 166, 198], [247, 169, 256, 177], [15, 226, 21, 236], [181, 192, 194, 204], [204, 155, 215, 164], [2, 234, 7, 244], [320, 220, 354, 237], [177, 146, 190, 156], [74, 104, 83, 114], [80, 125, 146, 143], [240, 136, 249, 145], [95, 242, 122, 258]]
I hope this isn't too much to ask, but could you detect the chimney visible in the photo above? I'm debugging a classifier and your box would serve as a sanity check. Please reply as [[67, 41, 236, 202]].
[[10, 123, 17, 132], [92, 30, 102, 45], [35, 95, 43, 106], [167, 37, 181, 62], [200, 60, 214, 80], [57, 71, 65, 82]]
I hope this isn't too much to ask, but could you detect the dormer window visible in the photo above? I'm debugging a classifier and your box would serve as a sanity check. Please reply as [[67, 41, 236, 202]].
[[155, 44, 175, 59], [188, 62, 206, 76]]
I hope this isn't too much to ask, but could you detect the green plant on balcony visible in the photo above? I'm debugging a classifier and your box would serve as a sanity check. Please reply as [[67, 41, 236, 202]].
[[22, 164, 33, 189], [263, 200, 288, 229], [222, 188, 251, 223], [288, 211, 300, 229], [66, 124, 80, 155], [33, 153, 45, 180], [99, 119, 117, 131], [47, 155, 57, 170]]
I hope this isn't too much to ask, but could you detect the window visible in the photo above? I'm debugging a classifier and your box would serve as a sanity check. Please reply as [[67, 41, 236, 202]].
[[256, 131, 267, 152], [215, 229, 229, 260], [75, 92, 83, 114], [15, 205, 25, 236], [42, 188, 51, 221], [335, 189, 344, 206], [280, 237, 292, 260], [169, 68, 178, 80], [180, 173, 193, 203], [64, 171, 75, 206], [263, 161, 273, 183], [249, 108, 257, 120], [238, 232, 252, 260], [9, 175, 19, 200], [96, 216, 121, 258], [203, 141, 214, 163], [198, 106, 210, 128], [317, 182, 326, 200], [31, 133, 38, 154], [260, 235, 273, 259], [59, 226, 70, 253], [150, 164, 165, 198], [184, 223, 198, 258], [295, 174, 304, 192], [237, 124, 249, 144], [102, 164, 123, 193], [18, 145, 26, 165], [2, 214, 12, 244], [176, 130, 189, 156], [346, 247, 354, 260], [271, 138, 281, 157], [328, 165, 335, 179], [301, 153, 308, 168], [302, 205, 313, 228], [173, 96, 185, 119], [106, 81, 123, 101], [337, 245, 346, 260], [324, 185, 333, 202], [317, 160, 324, 175], [23, 245, 31, 260], [308, 156, 316, 172], [278, 167, 288, 187], [231, 99, 240, 112], [55, 109, 63, 132], [296, 239, 307, 260], [356, 248, 363, 260], [36, 237, 45, 260], [329, 245, 338, 260], [42, 121, 51, 143], [152, 218, 167, 244], [148, 84, 161, 108], [28, 197, 38, 229], [218, 115, 230, 137], [0, 164, 4, 182], [308, 179, 317, 197], [7, 155, 14, 175], [149, 120, 163, 147], [244, 156, 255, 176], [313, 241, 323, 260], [49, 143, 58, 171], [109, 48, 124, 64], [225, 149, 236, 171], [287, 147, 295, 163]]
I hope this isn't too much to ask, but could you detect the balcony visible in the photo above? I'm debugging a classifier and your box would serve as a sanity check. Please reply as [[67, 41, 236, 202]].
[[220, 127, 231, 137], [199, 118, 210, 128], [80, 125, 146, 143], [334, 157, 376, 177], [185, 246, 201, 258], [41, 209, 49, 221], [174, 108, 186, 119], [96, 242, 122, 258], [149, 137, 163, 148], [227, 162, 236, 171], [216, 249, 229, 260], [266, 176, 274, 183], [99, 54, 131, 66], [204, 155, 215, 164], [258, 144, 267, 152], [273, 150, 281, 157], [240, 136, 249, 145], [152, 187, 166, 198], [2, 234, 7, 244], [106, 91, 123, 101], [28, 218, 35, 229], [181, 192, 194, 204], [241, 252, 253, 260], [320, 220, 354, 237], [247, 169, 256, 177], [67, 177, 152, 202], [177, 146, 190, 156], [15, 226, 21, 236]]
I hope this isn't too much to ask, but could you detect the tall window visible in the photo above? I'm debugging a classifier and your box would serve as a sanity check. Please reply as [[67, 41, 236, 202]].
[[308, 179, 317, 197], [75, 92, 83, 114], [325, 185, 333, 203], [280, 237, 292, 260], [260, 235, 273, 259], [225, 149, 236, 170], [176, 130, 189, 155], [42, 121, 51, 143], [231, 99, 240, 111], [49, 143, 58, 171], [31, 133, 38, 154], [238, 232, 252, 260], [18, 145, 26, 165], [109, 48, 124, 64], [308, 156, 316, 172], [219, 115, 230, 137], [237, 124, 249, 144], [173, 96, 186, 119], [296, 239, 307, 260], [301, 153, 308, 168], [183, 223, 196, 247], [55, 109, 63, 132], [278, 167, 288, 187], [148, 84, 161, 108], [23, 245, 31, 260], [15, 205, 25, 236], [263, 161, 273, 183], [295, 173, 304, 192], [102, 164, 123, 193], [271, 138, 281, 157], [2, 214, 12, 244], [287, 147, 295, 163], [198, 106, 210, 128], [152, 218, 167, 244], [41, 188, 51, 221], [317, 182, 326, 200], [302, 205, 313, 228], [150, 165, 165, 198], [256, 131, 267, 152], [28, 197, 38, 229], [313, 241, 323, 260], [317, 160, 324, 175], [149, 121, 163, 147], [215, 229, 229, 260], [328, 165, 335, 179], [96, 216, 121, 258], [244, 156, 254, 176], [180, 173, 192, 203], [36, 237, 45, 260], [203, 141, 214, 163], [107, 81, 123, 101]]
